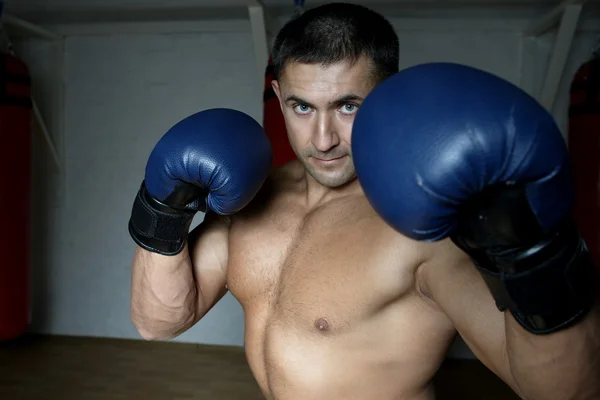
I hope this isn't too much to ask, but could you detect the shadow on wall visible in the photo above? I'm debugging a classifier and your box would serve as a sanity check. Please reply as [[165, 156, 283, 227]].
[[446, 334, 474, 359]]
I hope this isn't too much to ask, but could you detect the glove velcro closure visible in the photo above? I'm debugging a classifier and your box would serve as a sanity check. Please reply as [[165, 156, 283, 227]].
[[128, 182, 197, 256], [470, 223, 598, 335]]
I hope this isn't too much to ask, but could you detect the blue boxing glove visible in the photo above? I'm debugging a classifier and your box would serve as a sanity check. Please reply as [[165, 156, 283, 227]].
[[129, 108, 272, 255], [352, 62, 597, 334]]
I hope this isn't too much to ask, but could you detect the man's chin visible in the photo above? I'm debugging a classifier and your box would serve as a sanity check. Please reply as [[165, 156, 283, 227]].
[[302, 159, 356, 188], [317, 174, 357, 188]]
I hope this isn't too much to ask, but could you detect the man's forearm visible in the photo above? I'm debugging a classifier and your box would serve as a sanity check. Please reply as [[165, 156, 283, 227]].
[[505, 294, 600, 400], [131, 245, 199, 340]]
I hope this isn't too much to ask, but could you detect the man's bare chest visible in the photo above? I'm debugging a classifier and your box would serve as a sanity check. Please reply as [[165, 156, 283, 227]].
[[225, 200, 421, 331]]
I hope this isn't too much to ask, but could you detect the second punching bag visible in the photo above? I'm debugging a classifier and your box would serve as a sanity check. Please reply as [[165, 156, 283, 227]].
[[0, 53, 32, 341], [263, 57, 296, 167], [568, 55, 600, 269]]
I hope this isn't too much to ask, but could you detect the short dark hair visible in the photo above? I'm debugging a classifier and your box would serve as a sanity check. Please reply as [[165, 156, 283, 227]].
[[271, 2, 399, 84]]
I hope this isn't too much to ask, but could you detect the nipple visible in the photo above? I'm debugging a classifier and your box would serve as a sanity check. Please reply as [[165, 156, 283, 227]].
[[314, 318, 331, 332]]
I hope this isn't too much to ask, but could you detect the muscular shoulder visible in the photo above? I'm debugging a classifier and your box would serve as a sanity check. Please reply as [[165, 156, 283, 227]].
[[230, 160, 304, 221], [416, 237, 478, 300], [267, 160, 306, 191]]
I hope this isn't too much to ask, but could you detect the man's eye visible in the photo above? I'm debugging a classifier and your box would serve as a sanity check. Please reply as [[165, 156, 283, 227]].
[[294, 104, 312, 114], [340, 104, 359, 114]]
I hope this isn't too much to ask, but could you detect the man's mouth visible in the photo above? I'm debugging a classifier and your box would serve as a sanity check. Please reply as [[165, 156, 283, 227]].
[[312, 155, 346, 164]]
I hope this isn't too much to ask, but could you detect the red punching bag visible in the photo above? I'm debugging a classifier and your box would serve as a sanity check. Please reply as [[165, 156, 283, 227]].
[[568, 55, 600, 269], [0, 53, 32, 341], [263, 57, 296, 167]]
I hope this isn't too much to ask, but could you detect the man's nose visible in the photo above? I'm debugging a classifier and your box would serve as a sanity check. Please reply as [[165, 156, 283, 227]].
[[312, 112, 340, 152]]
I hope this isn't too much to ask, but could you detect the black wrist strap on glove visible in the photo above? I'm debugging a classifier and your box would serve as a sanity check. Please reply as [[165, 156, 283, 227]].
[[128, 181, 204, 256], [451, 183, 598, 335]]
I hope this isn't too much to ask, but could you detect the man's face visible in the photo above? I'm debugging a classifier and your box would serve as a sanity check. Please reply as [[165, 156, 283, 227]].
[[272, 57, 376, 188]]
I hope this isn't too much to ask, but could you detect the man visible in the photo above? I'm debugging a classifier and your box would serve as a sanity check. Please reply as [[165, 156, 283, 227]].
[[128, 3, 600, 400]]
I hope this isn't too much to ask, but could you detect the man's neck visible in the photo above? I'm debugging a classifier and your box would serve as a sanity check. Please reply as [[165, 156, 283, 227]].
[[302, 171, 362, 209]]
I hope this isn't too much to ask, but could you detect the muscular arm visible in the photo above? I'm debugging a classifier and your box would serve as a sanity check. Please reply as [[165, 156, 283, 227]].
[[130, 211, 230, 341], [420, 240, 600, 400]]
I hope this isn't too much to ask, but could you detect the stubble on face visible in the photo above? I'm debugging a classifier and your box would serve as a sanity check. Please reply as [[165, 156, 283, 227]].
[[274, 57, 377, 189]]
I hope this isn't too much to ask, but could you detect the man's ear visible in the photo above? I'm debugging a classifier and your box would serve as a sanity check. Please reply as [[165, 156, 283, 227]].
[[271, 80, 284, 112]]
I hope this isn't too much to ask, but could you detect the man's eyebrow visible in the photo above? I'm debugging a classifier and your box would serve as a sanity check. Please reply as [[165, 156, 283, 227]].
[[284, 93, 364, 106], [284, 95, 311, 105], [331, 94, 364, 104]]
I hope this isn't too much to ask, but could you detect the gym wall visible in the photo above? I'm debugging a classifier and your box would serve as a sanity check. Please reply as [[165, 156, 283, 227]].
[[11, 8, 600, 359]]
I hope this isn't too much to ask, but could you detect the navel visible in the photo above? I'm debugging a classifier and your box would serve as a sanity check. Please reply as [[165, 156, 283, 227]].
[[314, 318, 331, 332]]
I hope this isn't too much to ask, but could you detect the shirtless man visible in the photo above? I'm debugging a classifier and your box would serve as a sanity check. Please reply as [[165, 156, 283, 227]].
[[128, 3, 600, 399]]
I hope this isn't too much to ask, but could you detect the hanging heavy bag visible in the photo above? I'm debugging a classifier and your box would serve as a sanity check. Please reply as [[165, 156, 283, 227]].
[[0, 53, 32, 341], [263, 57, 296, 167], [568, 53, 600, 270]]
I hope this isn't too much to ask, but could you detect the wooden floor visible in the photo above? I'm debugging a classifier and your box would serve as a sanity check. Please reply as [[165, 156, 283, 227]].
[[0, 334, 520, 399]]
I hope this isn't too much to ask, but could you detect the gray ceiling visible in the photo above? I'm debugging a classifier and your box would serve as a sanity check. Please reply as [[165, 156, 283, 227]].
[[4, 0, 597, 25], [4, 0, 572, 12]]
